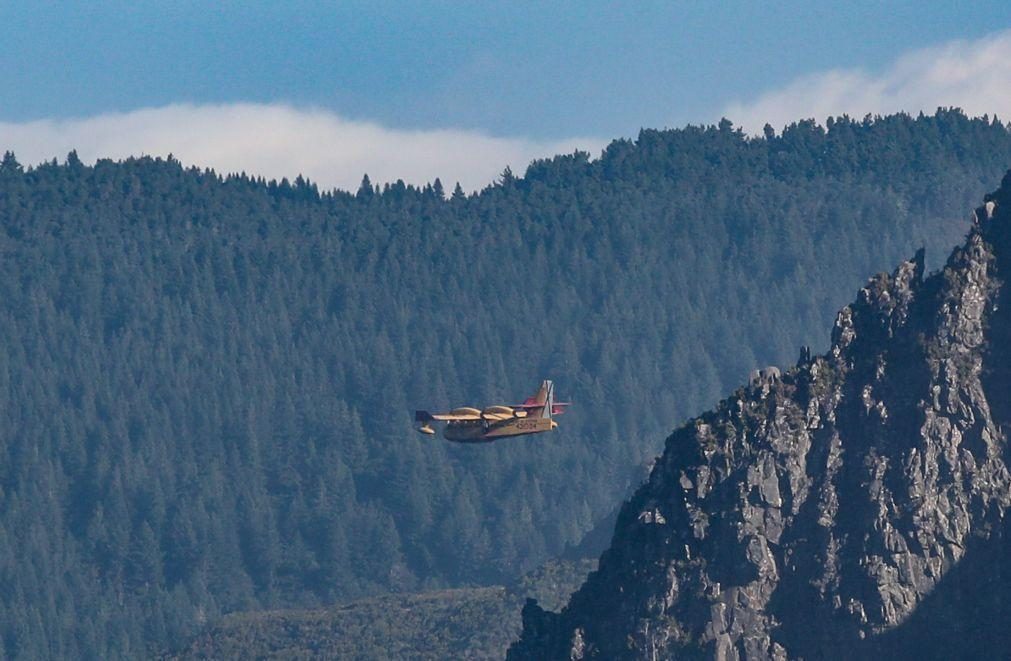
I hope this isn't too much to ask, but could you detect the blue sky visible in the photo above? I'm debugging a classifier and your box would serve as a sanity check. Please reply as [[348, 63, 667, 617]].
[[3, 2, 1011, 190]]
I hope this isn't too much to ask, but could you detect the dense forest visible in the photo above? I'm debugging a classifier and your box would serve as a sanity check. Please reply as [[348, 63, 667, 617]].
[[0, 110, 1009, 657]]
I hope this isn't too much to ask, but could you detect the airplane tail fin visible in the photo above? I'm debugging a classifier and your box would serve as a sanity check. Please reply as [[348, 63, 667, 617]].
[[523, 380, 554, 419], [542, 381, 554, 420], [514, 380, 570, 419]]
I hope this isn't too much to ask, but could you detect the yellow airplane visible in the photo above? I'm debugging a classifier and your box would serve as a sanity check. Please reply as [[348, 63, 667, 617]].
[[415, 380, 570, 443]]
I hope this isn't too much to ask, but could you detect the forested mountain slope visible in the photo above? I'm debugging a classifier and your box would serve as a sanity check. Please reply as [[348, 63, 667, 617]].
[[509, 175, 1011, 659], [0, 110, 1009, 657]]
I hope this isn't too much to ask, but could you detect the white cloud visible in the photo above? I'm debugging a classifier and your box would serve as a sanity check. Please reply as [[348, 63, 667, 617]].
[[0, 103, 603, 193], [723, 30, 1011, 134], [9, 30, 1009, 187]]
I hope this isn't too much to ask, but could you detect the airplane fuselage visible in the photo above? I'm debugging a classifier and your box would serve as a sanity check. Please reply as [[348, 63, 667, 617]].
[[415, 379, 567, 443], [443, 416, 556, 443]]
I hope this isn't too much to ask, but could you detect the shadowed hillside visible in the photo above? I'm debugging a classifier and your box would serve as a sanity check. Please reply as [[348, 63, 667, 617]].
[[166, 559, 596, 660]]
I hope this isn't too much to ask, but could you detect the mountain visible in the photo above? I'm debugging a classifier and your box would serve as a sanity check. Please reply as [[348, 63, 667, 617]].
[[0, 110, 1010, 657], [509, 175, 1011, 659]]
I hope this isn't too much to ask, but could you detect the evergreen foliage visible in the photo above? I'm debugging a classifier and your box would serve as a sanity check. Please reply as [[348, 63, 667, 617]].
[[0, 110, 1007, 656]]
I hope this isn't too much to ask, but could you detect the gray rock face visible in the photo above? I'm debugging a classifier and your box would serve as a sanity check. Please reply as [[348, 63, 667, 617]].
[[509, 175, 1011, 660]]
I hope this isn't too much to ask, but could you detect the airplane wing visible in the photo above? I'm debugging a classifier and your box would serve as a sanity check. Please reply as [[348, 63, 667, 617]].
[[481, 413, 518, 421], [509, 402, 574, 416], [482, 405, 525, 421], [415, 409, 482, 422], [432, 413, 482, 421], [416, 404, 545, 423]]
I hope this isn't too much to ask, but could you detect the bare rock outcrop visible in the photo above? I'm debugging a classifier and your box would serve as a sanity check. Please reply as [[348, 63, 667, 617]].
[[509, 173, 1011, 659]]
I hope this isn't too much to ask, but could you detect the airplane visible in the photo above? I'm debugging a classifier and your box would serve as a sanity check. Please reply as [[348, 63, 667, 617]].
[[415, 380, 570, 443]]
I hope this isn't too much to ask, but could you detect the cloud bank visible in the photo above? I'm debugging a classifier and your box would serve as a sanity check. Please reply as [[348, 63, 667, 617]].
[[6, 30, 1011, 188], [0, 104, 603, 193], [724, 30, 1011, 134]]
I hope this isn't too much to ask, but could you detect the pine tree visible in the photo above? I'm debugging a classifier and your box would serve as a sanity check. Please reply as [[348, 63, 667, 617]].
[[356, 174, 374, 200]]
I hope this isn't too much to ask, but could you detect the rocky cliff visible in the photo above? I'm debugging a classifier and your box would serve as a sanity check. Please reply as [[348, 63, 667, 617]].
[[510, 175, 1011, 660]]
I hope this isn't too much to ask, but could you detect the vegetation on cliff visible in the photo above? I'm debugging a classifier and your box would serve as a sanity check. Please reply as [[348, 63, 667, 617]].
[[166, 559, 596, 660]]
